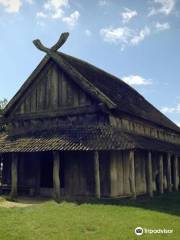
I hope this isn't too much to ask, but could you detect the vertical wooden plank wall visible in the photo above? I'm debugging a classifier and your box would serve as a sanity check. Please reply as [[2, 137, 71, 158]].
[[110, 150, 148, 197], [110, 151, 118, 197], [64, 152, 95, 197], [129, 150, 136, 198], [10, 153, 18, 199], [99, 152, 110, 197], [159, 154, 164, 194], [110, 151, 132, 197], [123, 151, 130, 195], [13, 63, 94, 115], [135, 151, 146, 194]]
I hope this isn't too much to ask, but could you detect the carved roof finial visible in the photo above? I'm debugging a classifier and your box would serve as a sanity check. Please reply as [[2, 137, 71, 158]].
[[33, 32, 69, 54]]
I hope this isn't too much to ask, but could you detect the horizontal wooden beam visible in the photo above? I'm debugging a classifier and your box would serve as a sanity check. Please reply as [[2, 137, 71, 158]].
[[4, 105, 104, 123]]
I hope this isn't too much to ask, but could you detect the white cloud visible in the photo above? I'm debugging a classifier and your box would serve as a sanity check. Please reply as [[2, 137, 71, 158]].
[[36, 0, 79, 28], [161, 104, 180, 113], [44, 0, 69, 11], [121, 8, 138, 23], [149, 0, 175, 16], [175, 122, 180, 127], [43, 0, 69, 19], [62, 10, 80, 27], [85, 29, 92, 36], [36, 11, 48, 18], [100, 26, 151, 49], [155, 22, 170, 31], [122, 75, 152, 86], [130, 27, 150, 45], [26, 0, 33, 4], [51, 8, 64, 19], [0, 0, 22, 13], [98, 0, 109, 7], [100, 26, 132, 44]]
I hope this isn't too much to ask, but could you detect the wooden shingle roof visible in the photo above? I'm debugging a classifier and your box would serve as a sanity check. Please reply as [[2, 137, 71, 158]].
[[0, 125, 180, 153]]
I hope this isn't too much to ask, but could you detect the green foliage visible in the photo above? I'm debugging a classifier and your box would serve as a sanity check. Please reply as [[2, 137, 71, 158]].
[[0, 98, 8, 111], [0, 98, 8, 132], [0, 192, 180, 240]]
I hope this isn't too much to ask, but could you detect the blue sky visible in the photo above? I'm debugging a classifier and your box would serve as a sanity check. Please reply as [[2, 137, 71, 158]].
[[0, 0, 180, 126]]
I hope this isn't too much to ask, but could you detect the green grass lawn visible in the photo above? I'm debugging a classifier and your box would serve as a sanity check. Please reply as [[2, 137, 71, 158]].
[[0, 192, 180, 240]]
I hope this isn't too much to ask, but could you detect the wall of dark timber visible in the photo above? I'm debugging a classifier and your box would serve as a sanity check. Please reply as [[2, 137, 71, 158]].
[[62, 151, 110, 197], [1, 150, 180, 198], [109, 150, 180, 197], [11, 62, 95, 115]]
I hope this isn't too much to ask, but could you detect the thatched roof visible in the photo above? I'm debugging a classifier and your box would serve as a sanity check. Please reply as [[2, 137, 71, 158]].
[[0, 125, 180, 153], [59, 52, 180, 133], [2, 51, 180, 133]]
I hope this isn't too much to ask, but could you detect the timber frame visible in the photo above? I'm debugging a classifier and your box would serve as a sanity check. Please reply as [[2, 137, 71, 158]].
[[0, 33, 180, 201]]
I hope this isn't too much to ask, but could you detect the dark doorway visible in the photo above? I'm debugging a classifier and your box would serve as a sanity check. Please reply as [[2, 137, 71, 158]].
[[60, 157, 65, 188], [40, 152, 53, 188]]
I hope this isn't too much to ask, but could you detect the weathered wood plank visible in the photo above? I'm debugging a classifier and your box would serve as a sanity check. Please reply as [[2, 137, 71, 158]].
[[53, 151, 60, 202], [61, 72, 67, 106], [8, 105, 100, 121], [10, 153, 18, 200], [129, 150, 136, 198], [117, 151, 123, 195], [173, 156, 179, 191], [51, 65, 59, 109], [94, 151, 100, 199], [167, 153, 172, 192], [123, 151, 130, 195], [147, 151, 153, 197], [158, 154, 164, 194], [46, 67, 52, 109], [30, 89, 37, 113], [110, 152, 117, 197]]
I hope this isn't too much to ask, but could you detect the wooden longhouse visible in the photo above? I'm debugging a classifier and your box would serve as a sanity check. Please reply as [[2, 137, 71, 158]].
[[0, 33, 180, 201]]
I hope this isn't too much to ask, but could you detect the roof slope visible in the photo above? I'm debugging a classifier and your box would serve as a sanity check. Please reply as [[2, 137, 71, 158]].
[[0, 126, 179, 153], [59, 52, 180, 133], [3, 50, 180, 133]]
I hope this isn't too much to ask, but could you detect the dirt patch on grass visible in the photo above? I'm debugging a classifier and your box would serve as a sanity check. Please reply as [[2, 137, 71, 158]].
[[0, 201, 32, 208], [0, 196, 51, 208]]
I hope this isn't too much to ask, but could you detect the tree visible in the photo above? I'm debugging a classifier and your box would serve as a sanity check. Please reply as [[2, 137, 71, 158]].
[[0, 98, 8, 132], [0, 98, 8, 112]]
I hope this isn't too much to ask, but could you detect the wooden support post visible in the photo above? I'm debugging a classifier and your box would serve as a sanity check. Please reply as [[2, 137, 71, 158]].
[[110, 152, 117, 197], [147, 151, 153, 197], [129, 150, 136, 199], [53, 151, 60, 202], [94, 151, 100, 199], [173, 156, 179, 191], [167, 153, 172, 192], [10, 153, 18, 200], [159, 154, 164, 194]]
